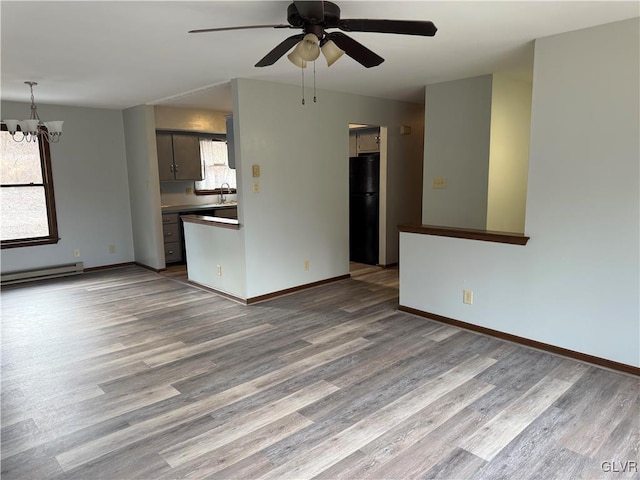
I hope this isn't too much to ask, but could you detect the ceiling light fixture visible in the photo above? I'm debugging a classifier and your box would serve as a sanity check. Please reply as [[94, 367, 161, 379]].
[[1, 82, 63, 144]]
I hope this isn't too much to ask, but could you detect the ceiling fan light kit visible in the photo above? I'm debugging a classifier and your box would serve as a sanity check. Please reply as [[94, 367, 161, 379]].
[[1, 82, 63, 143], [320, 39, 345, 67], [294, 33, 321, 62]]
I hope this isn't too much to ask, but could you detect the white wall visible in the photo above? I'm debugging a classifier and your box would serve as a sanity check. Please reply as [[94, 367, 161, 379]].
[[422, 75, 493, 229], [487, 73, 532, 233], [122, 105, 164, 270], [400, 18, 640, 367], [0, 101, 134, 271], [232, 78, 423, 298], [183, 222, 246, 298]]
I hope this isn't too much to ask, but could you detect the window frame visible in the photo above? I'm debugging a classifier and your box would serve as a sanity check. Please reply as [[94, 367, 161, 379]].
[[1, 124, 60, 249], [194, 134, 237, 196]]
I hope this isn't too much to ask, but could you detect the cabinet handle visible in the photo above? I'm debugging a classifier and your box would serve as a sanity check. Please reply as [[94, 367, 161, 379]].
[[170, 164, 174, 172], [174, 164, 179, 172], [168, 250, 174, 254], [166, 232, 172, 236]]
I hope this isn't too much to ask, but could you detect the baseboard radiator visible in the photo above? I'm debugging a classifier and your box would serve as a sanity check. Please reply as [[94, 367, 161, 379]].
[[1, 262, 84, 285]]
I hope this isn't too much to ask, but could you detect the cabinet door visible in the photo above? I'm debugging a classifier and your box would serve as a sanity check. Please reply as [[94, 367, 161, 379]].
[[225, 115, 236, 169], [172, 135, 203, 181], [357, 129, 380, 153], [156, 133, 175, 181], [349, 131, 357, 157]]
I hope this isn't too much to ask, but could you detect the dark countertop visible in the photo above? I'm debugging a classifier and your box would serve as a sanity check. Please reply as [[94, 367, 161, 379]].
[[161, 202, 237, 214], [181, 214, 240, 230]]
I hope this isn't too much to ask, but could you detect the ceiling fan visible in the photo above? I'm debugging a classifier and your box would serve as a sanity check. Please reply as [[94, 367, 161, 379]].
[[189, 1, 437, 68]]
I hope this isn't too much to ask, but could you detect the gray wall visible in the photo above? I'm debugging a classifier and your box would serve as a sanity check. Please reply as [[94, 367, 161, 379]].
[[233, 78, 423, 298], [1, 101, 134, 271], [422, 75, 493, 229], [122, 105, 164, 270], [400, 18, 640, 367]]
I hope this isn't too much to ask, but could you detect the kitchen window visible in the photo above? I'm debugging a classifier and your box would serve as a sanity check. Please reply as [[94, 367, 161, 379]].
[[0, 126, 59, 249], [194, 138, 236, 195]]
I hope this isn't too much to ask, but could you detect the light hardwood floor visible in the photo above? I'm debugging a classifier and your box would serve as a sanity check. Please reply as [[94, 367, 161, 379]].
[[1, 265, 638, 479]]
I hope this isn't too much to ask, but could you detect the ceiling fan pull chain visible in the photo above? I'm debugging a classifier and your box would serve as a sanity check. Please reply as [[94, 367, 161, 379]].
[[313, 61, 317, 103], [301, 65, 305, 105]]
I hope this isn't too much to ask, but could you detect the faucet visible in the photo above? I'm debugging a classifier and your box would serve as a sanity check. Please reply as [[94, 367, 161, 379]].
[[220, 183, 230, 204]]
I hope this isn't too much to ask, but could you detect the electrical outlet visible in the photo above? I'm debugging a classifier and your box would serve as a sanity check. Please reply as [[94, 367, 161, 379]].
[[253, 182, 260, 193], [109, 244, 116, 254], [216, 265, 222, 276], [73, 249, 81, 258], [185, 186, 193, 195], [433, 177, 447, 189], [304, 259, 310, 271], [463, 289, 473, 305], [252, 164, 260, 177]]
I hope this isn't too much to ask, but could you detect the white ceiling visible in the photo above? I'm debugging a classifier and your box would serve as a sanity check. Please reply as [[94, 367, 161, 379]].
[[1, 1, 638, 112]]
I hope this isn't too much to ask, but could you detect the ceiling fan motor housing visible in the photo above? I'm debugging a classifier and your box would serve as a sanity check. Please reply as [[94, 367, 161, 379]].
[[287, 1, 341, 28]]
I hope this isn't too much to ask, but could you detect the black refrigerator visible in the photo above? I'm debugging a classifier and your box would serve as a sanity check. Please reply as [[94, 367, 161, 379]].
[[349, 154, 380, 265]]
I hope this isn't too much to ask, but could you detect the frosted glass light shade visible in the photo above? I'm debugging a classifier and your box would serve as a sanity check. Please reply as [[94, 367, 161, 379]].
[[287, 51, 307, 68], [294, 33, 320, 62], [19, 119, 39, 134], [321, 40, 345, 67], [3, 120, 19, 133], [44, 121, 64, 134]]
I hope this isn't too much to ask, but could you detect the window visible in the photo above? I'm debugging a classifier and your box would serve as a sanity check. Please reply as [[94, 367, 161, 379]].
[[194, 138, 236, 195], [0, 126, 59, 248]]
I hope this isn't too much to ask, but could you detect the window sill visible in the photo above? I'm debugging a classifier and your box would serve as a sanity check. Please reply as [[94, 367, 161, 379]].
[[1, 236, 61, 249]]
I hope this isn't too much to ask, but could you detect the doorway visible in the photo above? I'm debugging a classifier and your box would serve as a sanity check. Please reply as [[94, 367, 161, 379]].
[[348, 123, 385, 266]]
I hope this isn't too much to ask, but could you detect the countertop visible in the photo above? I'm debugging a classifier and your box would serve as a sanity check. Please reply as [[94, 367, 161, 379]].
[[161, 202, 237, 214], [181, 214, 240, 230]]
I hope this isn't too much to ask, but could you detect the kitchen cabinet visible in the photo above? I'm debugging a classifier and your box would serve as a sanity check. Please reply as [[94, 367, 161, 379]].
[[356, 128, 380, 153], [225, 115, 236, 169], [349, 127, 380, 155], [156, 132, 203, 181], [162, 213, 182, 263]]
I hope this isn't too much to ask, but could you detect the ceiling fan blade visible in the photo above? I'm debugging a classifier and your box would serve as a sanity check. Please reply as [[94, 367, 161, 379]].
[[189, 24, 290, 34], [255, 34, 305, 67], [338, 19, 437, 37], [326, 32, 384, 68], [293, 1, 325, 22]]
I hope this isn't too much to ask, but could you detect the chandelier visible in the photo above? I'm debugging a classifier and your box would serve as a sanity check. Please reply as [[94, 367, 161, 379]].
[[1, 82, 63, 143]]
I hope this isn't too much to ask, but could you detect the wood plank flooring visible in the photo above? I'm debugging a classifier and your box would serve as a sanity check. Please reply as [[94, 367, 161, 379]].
[[1, 264, 638, 479]]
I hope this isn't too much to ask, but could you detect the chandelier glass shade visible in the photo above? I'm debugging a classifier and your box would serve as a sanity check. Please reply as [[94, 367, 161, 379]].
[[1, 82, 63, 143]]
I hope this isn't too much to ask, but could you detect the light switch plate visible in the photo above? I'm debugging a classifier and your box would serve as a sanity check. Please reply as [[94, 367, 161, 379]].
[[252, 164, 260, 177], [433, 177, 447, 189]]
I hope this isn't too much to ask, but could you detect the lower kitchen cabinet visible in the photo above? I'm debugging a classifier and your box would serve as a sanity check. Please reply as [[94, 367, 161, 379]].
[[162, 213, 183, 264]]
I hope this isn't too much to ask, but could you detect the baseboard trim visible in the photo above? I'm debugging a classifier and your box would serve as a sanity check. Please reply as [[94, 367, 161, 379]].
[[184, 274, 352, 306], [186, 281, 248, 305], [84, 262, 135, 273], [134, 262, 166, 273], [247, 274, 351, 305], [398, 305, 640, 377]]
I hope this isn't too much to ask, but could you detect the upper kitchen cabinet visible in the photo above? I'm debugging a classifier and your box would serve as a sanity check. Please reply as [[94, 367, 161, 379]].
[[156, 131, 203, 181], [356, 127, 380, 153], [349, 127, 380, 156]]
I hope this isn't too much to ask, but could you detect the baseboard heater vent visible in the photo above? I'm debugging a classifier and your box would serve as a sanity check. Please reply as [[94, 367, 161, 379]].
[[1, 262, 84, 285]]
